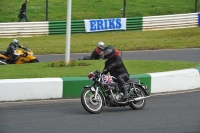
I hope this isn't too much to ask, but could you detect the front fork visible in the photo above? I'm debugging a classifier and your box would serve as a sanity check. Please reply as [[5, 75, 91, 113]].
[[92, 86, 106, 106], [84, 85, 100, 100], [84, 85, 105, 105], [91, 86, 99, 100]]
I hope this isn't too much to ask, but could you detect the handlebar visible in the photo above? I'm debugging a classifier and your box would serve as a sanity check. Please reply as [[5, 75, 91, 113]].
[[22, 47, 29, 51]]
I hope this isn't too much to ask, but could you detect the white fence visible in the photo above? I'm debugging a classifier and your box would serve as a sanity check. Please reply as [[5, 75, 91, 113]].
[[143, 13, 198, 31], [0, 22, 49, 37], [0, 13, 199, 37]]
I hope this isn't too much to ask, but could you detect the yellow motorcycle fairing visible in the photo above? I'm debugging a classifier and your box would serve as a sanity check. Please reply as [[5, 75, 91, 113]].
[[15, 50, 36, 64]]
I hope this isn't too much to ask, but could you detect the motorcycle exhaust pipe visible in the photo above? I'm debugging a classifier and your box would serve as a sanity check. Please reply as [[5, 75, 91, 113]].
[[133, 96, 150, 101]]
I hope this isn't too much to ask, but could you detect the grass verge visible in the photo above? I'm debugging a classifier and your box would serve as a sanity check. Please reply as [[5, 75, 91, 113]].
[[0, 28, 199, 55], [0, 0, 199, 22], [0, 60, 199, 79]]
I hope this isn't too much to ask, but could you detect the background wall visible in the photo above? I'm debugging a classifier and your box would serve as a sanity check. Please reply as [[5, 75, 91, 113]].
[[0, 12, 199, 37]]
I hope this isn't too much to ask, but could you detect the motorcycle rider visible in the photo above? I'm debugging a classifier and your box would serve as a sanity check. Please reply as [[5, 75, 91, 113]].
[[89, 41, 105, 60], [5, 39, 24, 63], [102, 46, 130, 99]]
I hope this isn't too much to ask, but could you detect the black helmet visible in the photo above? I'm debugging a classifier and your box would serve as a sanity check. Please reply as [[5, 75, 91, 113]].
[[103, 46, 115, 59]]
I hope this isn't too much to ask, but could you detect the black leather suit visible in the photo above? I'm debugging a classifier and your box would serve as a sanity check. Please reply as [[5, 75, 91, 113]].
[[90, 47, 103, 60], [102, 55, 129, 88], [6, 42, 23, 63]]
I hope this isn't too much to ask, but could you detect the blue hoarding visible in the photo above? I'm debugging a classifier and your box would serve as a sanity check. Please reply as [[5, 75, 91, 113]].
[[198, 13, 200, 27]]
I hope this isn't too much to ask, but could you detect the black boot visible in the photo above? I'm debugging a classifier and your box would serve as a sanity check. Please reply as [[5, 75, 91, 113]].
[[9, 55, 18, 64], [10, 57, 18, 64], [122, 91, 129, 100], [121, 83, 130, 100]]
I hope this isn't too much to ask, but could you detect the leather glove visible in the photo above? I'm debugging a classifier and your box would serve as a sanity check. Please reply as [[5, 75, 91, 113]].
[[19, 45, 23, 48], [100, 53, 104, 59], [101, 69, 108, 74]]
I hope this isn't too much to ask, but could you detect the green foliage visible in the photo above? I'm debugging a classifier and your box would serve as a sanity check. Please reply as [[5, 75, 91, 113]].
[[0, 0, 199, 22], [48, 59, 90, 67], [48, 60, 67, 67]]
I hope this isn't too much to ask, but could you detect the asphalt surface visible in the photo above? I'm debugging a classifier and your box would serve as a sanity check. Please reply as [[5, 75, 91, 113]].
[[0, 90, 200, 133], [36, 48, 200, 63]]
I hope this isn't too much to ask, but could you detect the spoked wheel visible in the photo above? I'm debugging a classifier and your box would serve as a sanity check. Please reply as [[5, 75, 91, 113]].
[[129, 85, 146, 110], [81, 88, 104, 114]]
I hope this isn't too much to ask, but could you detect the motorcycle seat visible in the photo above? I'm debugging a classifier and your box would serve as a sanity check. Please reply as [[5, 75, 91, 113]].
[[127, 78, 139, 84]]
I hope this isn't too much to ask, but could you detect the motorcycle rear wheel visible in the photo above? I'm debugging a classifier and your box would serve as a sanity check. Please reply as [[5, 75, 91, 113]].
[[81, 88, 104, 114], [129, 85, 146, 110]]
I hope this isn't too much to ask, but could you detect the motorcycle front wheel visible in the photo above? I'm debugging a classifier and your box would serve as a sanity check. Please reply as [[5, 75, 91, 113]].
[[81, 88, 104, 114], [129, 85, 146, 110], [30, 58, 39, 63]]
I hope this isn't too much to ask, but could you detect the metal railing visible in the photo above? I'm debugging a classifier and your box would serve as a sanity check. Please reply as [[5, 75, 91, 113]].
[[0, 22, 48, 37], [143, 13, 198, 31], [0, 13, 199, 37]]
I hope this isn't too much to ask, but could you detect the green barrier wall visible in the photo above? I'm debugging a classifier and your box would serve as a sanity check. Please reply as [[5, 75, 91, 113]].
[[126, 17, 143, 31], [49, 20, 85, 35], [195, 66, 200, 74], [62, 73, 151, 98], [62, 77, 93, 98], [49, 17, 143, 35], [130, 74, 151, 93]]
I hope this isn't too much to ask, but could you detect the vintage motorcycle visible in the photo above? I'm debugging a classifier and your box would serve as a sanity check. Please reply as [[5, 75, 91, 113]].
[[81, 70, 150, 114], [0, 46, 39, 65]]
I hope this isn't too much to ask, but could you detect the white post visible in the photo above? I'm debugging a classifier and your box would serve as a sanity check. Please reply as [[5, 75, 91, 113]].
[[65, 0, 72, 63]]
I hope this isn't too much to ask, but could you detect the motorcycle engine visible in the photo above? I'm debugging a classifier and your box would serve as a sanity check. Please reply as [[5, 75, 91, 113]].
[[108, 85, 116, 91], [104, 84, 122, 105], [115, 93, 123, 101], [104, 84, 116, 92], [108, 93, 124, 105]]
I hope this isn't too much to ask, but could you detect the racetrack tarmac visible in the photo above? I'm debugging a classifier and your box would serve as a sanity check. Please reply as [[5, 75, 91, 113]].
[[0, 89, 200, 133], [36, 48, 200, 63]]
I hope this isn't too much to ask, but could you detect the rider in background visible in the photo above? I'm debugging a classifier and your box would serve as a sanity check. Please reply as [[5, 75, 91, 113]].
[[90, 42, 105, 60], [102, 45, 130, 99], [6, 39, 24, 63]]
